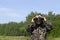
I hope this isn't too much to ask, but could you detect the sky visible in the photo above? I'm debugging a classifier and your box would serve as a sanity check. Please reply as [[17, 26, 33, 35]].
[[0, 0, 60, 23]]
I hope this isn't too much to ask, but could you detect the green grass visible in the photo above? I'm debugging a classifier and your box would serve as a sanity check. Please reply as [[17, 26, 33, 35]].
[[48, 37, 60, 40], [48, 37, 55, 40], [55, 38, 60, 40], [0, 36, 30, 40], [0, 36, 60, 40]]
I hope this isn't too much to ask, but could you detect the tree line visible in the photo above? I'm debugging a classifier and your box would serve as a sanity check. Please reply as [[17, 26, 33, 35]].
[[0, 12, 60, 38]]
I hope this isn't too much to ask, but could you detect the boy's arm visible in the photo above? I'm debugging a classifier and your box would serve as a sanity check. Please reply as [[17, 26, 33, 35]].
[[45, 22, 53, 32], [26, 23, 34, 33]]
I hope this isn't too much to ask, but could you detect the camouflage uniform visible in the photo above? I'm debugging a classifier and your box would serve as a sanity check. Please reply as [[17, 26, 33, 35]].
[[26, 22, 52, 40]]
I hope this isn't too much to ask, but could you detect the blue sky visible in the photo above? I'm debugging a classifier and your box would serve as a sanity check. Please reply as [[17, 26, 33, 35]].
[[0, 0, 60, 23]]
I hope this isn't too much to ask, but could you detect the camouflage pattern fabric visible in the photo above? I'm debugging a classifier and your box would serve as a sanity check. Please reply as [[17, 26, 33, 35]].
[[31, 26, 47, 40], [26, 22, 52, 40]]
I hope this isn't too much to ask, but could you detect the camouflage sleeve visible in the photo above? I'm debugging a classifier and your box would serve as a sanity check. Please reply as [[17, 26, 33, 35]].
[[45, 22, 53, 32], [26, 24, 34, 33]]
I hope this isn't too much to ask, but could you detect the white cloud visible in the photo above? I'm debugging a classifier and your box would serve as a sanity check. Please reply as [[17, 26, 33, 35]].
[[0, 13, 20, 17], [0, 8, 15, 11], [7, 13, 20, 17], [5, 0, 17, 2], [0, 7, 25, 23], [0, 7, 20, 18]]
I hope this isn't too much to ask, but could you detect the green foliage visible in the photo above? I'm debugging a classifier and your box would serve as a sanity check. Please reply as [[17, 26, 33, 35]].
[[0, 11, 60, 38]]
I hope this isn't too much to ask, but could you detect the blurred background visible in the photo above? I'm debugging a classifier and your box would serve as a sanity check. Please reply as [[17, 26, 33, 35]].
[[0, 0, 60, 40]]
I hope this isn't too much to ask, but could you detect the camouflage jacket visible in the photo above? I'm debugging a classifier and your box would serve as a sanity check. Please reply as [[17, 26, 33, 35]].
[[26, 22, 52, 40]]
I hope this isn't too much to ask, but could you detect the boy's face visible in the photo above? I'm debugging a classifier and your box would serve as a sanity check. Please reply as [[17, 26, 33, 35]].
[[35, 21, 41, 24], [35, 15, 42, 24]]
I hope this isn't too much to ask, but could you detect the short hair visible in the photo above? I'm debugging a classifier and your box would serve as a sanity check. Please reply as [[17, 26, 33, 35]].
[[35, 13, 42, 16]]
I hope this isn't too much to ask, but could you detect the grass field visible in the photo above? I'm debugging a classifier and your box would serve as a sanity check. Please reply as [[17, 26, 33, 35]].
[[0, 36, 30, 40], [55, 38, 60, 40], [48, 37, 60, 40], [0, 36, 60, 40]]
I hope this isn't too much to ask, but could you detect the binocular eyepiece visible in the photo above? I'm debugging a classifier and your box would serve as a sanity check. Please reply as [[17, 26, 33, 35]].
[[33, 17, 44, 23]]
